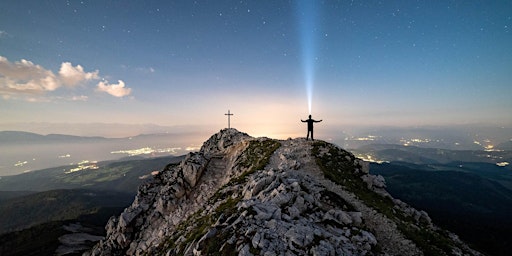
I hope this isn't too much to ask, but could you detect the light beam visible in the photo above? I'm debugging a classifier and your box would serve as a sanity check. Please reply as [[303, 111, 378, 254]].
[[297, 0, 318, 114]]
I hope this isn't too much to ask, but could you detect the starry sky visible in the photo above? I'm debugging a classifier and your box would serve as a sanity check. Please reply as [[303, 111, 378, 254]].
[[1, 0, 511, 138]]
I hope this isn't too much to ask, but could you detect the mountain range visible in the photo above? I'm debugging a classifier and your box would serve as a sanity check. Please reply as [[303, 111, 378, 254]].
[[0, 131, 107, 144], [0, 129, 510, 255]]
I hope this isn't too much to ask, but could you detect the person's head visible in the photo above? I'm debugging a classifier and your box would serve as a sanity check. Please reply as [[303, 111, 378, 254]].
[[309, 115, 311, 118]]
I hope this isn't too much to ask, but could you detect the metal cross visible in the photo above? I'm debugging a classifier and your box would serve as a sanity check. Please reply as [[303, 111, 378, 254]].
[[225, 110, 234, 128]]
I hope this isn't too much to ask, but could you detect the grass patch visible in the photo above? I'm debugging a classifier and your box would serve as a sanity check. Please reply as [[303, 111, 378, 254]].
[[312, 141, 397, 217], [229, 139, 281, 185], [158, 196, 242, 256]]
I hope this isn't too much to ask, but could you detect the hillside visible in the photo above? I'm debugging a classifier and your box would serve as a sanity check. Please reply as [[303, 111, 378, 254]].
[[86, 129, 481, 255], [0, 155, 190, 256], [0, 208, 127, 256], [0, 156, 184, 193], [0, 189, 133, 234], [371, 162, 512, 256]]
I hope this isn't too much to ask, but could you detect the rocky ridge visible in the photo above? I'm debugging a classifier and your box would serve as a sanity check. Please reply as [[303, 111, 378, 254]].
[[86, 129, 481, 256]]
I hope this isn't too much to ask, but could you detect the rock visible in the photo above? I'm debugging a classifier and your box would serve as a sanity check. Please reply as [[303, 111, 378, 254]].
[[118, 208, 142, 228], [361, 174, 386, 190], [287, 205, 301, 219], [311, 240, 335, 256], [253, 204, 279, 220], [269, 190, 292, 206], [86, 129, 483, 256], [181, 153, 207, 187], [323, 209, 353, 225], [348, 211, 363, 225]]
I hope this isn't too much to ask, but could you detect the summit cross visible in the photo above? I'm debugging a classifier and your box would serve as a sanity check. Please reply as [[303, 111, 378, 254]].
[[225, 110, 234, 129]]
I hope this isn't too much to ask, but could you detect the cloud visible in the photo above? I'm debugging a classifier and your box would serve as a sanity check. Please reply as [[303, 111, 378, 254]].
[[125, 65, 155, 74], [59, 62, 99, 86], [0, 56, 59, 96], [96, 80, 132, 97], [0, 56, 53, 82], [0, 31, 8, 38], [0, 56, 130, 100], [135, 67, 155, 73], [71, 95, 89, 101]]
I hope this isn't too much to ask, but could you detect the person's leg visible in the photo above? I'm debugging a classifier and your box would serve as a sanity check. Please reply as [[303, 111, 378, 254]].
[[311, 130, 314, 141], [306, 130, 310, 140]]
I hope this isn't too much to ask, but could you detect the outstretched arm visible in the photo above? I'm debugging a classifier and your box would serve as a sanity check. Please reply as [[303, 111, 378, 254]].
[[301, 120, 306, 122], [314, 119, 323, 123]]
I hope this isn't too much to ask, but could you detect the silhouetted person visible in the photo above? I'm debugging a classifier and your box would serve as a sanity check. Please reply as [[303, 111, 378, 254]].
[[301, 115, 322, 141]]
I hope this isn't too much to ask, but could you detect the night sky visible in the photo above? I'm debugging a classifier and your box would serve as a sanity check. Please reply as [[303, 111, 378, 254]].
[[1, 1, 511, 137]]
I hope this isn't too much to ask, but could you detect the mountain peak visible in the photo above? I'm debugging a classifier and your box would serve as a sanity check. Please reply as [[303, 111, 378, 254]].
[[86, 130, 481, 256]]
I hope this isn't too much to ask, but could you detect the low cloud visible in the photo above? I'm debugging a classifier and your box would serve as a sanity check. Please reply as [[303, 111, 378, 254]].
[[0, 56, 131, 100], [97, 80, 132, 97]]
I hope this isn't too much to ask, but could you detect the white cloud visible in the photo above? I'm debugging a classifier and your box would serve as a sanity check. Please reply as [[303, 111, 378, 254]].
[[96, 80, 132, 97], [0, 56, 129, 100], [0, 31, 8, 38], [59, 62, 99, 86]]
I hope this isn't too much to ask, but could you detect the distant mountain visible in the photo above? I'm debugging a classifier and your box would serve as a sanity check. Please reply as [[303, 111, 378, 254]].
[[0, 131, 107, 144], [0, 155, 184, 193], [0, 122, 210, 138]]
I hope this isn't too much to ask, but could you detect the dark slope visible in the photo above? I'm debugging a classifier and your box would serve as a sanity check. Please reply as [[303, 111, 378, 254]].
[[371, 162, 512, 256]]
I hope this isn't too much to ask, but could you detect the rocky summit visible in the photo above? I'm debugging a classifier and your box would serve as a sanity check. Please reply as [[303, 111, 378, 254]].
[[86, 129, 481, 256]]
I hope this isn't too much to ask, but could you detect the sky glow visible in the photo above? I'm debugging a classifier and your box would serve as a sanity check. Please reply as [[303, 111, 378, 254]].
[[1, 1, 511, 138]]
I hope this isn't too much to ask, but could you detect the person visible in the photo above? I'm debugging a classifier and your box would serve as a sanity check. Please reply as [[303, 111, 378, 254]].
[[301, 115, 322, 141]]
